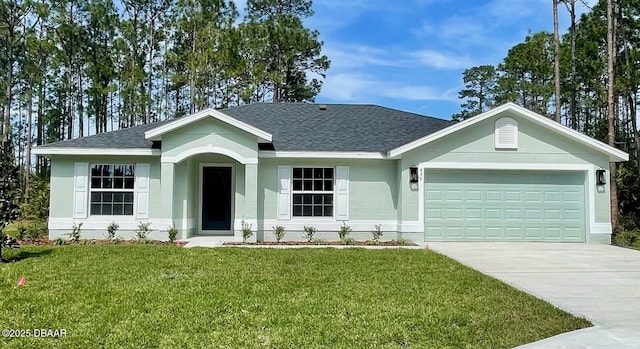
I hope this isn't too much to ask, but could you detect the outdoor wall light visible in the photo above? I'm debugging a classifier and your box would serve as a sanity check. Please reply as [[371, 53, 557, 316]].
[[409, 165, 419, 183], [596, 169, 607, 185]]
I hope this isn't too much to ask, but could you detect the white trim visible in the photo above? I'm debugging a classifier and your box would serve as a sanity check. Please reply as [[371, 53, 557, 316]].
[[134, 163, 150, 219], [277, 165, 291, 220], [145, 108, 272, 142], [48, 217, 172, 231], [388, 102, 629, 162], [421, 162, 592, 171], [261, 219, 398, 232], [260, 151, 386, 159], [399, 221, 423, 233], [161, 145, 258, 164], [73, 163, 89, 219], [591, 222, 613, 235], [198, 163, 235, 235], [419, 161, 595, 243], [32, 147, 160, 156], [335, 166, 350, 220]]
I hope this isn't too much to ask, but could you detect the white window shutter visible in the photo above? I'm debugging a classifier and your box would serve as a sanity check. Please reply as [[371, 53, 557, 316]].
[[277, 165, 291, 220], [335, 166, 349, 221], [135, 163, 150, 219], [495, 117, 518, 149], [73, 162, 89, 219]]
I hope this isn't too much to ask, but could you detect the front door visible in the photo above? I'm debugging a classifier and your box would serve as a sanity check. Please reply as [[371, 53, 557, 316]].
[[201, 166, 232, 231]]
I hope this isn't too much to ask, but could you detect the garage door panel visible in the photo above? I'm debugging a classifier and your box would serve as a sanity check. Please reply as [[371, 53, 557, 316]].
[[486, 191, 502, 202], [465, 190, 482, 201], [425, 171, 585, 242], [486, 227, 503, 238], [466, 208, 482, 220]]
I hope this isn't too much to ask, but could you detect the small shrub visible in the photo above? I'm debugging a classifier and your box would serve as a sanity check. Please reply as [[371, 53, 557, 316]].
[[168, 223, 178, 242], [26, 222, 47, 243], [68, 222, 82, 242], [614, 230, 640, 248], [302, 225, 317, 242], [80, 239, 96, 245], [341, 237, 356, 245], [15, 223, 27, 240], [19, 175, 50, 221], [112, 236, 123, 244], [136, 222, 152, 242], [338, 222, 352, 241], [395, 238, 414, 246], [273, 225, 286, 243], [53, 237, 67, 246], [241, 219, 253, 243], [372, 224, 383, 243], [106, 222, 119, 241], [312, 238, 327, 245]]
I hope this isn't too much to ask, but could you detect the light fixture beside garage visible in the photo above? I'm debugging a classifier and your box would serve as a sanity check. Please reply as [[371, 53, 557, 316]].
[[596, 169, 607, 185], [410, 165, 419, 183]]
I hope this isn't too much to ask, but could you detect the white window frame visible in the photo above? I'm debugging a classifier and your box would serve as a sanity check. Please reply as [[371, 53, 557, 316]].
[[89, 164, 136, 217], [291, 166, 335, 218]]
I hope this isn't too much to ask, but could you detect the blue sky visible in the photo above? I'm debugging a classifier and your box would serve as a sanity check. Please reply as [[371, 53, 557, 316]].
[[236, 0, 596, 120]]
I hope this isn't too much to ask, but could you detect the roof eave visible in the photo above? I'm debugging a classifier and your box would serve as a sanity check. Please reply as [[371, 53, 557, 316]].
[[32, 147, 161, 156], [259, 151, 387, 159]]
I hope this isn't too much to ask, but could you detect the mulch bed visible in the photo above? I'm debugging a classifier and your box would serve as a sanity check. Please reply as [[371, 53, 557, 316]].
[[224, 240, 417, 246], [11, 238, 175, 246]]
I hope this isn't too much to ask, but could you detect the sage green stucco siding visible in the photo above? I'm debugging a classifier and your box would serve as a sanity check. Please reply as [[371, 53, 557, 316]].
[[399, 110, 612, 242], [43, 106, 620, 244], [257, 159, 398, 223], [161, 118, 258, 160], [47, 155, 163, 239]]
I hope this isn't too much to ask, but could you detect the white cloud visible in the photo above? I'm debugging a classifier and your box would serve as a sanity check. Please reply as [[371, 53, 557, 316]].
[[321, 73, 457, 103], [410, 49, 478, 69], [322, 44, 405, 70]]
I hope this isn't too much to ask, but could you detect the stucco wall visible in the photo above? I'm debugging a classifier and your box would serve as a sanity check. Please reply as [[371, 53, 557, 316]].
[[48, 155, 164, 240], [256, 158, 399, 239], [398, 111, 613, 241]]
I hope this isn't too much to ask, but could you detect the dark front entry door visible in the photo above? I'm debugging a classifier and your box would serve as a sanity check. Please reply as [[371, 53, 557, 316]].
[[201, 166, 232, 231]]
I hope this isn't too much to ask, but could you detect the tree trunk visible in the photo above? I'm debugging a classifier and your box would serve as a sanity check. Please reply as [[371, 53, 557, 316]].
[[26, 92, 33, 190], [607, 0, 619, 231], [2, 21, 13, 142], [553, 0, 562, 123]]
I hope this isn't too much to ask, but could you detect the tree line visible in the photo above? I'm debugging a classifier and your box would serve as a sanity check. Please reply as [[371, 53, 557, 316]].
[[453, 0, 639, 231], [0, 0, 329, 179]]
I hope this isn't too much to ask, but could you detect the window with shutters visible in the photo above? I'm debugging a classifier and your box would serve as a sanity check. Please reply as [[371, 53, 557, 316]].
[[495, 117, 518, 149], [292, 167, 334, 217], [90, 164, 135, 215]]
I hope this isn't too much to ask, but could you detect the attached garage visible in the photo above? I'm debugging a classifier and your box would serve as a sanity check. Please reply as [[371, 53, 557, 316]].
[[424, 171, 586, 242]]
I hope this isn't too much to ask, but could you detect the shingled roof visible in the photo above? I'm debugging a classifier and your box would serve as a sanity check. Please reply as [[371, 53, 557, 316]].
[[39, 103, 452, 153]]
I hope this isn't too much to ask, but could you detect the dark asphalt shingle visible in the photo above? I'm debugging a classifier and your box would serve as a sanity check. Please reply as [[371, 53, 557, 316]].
[[40, 104, 452, 153]]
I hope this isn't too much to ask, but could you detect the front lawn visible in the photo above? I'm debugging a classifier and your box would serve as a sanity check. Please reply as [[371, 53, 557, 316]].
[[0, 246, 589, 348]]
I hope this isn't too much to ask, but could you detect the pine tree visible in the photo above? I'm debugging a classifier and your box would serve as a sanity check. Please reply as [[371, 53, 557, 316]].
[[0, 138, 21, 262], [242, 0, 329, 103]]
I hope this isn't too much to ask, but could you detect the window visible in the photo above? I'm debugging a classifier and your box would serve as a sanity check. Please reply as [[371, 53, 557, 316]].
[[292, 167, 333, 217], [90, 164, 135, 215]]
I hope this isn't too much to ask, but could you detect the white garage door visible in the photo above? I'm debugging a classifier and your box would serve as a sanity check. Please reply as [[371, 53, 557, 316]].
[[425, 171, 586, 241]]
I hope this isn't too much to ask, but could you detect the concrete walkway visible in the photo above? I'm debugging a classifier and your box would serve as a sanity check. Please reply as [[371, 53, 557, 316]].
[[427, 242, 640, 348]]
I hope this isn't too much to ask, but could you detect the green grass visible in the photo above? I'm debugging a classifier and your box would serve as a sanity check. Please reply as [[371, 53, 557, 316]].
[[0, 246, 590, 348]]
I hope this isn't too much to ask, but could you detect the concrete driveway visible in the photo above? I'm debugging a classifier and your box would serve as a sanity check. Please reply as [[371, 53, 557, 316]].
[[427, 242, 640, 348]]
